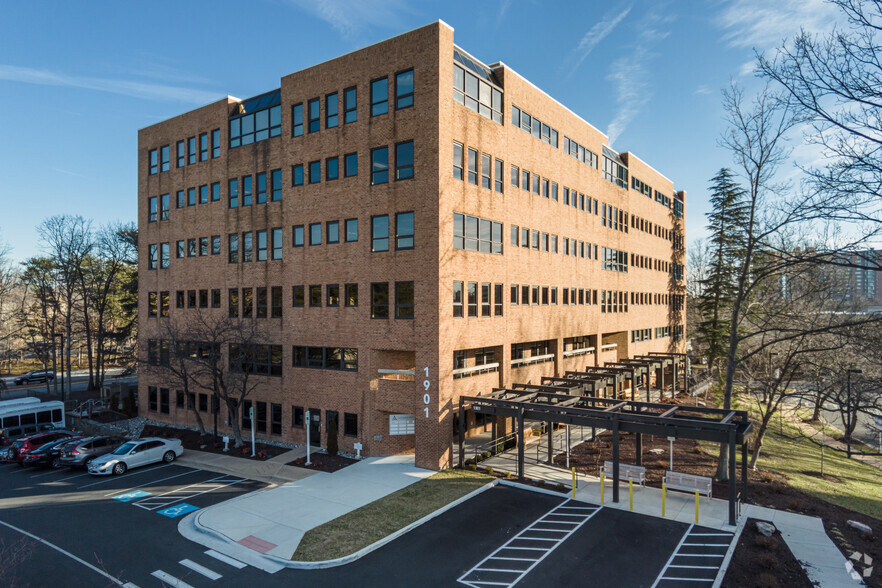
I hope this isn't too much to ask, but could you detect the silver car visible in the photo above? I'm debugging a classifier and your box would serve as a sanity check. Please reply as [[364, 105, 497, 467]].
[[87, 437, 183, 475]]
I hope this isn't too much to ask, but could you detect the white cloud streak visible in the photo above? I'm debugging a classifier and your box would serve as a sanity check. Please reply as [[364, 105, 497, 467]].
[[0, 64, 220, 104], [286, 0, 412, 40], [717, 0, 841, 51], [566, 6, 632, 79], [606, 50, 651, 146]]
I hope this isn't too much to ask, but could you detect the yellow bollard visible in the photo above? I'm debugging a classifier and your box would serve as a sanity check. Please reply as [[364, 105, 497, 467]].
[[629, 477, 633, 511], [572, 468, 577, 499], [600, 473, 605, 505], [695, 490, 699, 524], [662, 483, 666, 517]]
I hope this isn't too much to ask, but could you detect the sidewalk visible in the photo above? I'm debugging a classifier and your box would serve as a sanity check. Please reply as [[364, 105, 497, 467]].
[[179, 453, 433, 569], [782, 405, 882, 470], [177, 447, 315, 486]]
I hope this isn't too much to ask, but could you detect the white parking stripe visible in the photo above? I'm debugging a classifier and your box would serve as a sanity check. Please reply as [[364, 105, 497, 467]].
[[150, 570, 194, 588], [50, 471, 91, 483], [179, 559, 222, 580], [204, 550, 247, 569], [30, 468, 65, 478], [77, 463, 175, 489], [133, 475, 245, 511], [104, 469, 197, 497]]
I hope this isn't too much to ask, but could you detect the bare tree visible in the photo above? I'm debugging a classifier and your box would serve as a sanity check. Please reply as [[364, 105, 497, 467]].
[[0, 235, 22, 375], [19, 257, 62, 395]]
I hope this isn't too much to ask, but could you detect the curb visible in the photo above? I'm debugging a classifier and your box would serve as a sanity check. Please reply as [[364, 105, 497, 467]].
[[498, 478, 573, 499]]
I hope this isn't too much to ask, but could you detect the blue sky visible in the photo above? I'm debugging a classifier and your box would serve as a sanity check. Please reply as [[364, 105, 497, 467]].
[[0, 0, 843, 263]]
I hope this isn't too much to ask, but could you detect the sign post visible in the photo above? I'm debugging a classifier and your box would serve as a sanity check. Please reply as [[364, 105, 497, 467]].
[[250, 406, 256, 457], [667, 436, 675, 471], [305, 410, 312, 466]]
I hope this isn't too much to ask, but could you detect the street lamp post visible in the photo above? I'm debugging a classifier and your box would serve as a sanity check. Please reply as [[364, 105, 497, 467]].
[[52, 332, 65, 403], [846, 369, 863, 459]]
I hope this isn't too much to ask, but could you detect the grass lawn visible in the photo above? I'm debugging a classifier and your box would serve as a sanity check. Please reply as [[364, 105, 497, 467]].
[[292, 468, 493, 561]]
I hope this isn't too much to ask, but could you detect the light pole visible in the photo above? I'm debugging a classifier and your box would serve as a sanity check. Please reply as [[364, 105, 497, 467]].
[[846, 369, 862, 459], [52, 332, 65, 403]]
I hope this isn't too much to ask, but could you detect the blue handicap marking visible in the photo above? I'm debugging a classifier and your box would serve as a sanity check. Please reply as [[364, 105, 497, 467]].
[[158, 503, 200, 518], [114, 490, 152, 502]]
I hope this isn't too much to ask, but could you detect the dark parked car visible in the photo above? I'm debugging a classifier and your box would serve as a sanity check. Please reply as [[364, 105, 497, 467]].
[[22, 437, 83, 468], [59, 436, 126, 468], [14, 370, 55, 385], [5, 430, 74, 464]]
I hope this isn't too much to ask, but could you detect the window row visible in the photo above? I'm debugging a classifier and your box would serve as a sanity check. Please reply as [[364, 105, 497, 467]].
[[451, 142, 504, 192], [508, 163, 559, 201], [228, 229, 283, 263], [600, 290, 629, 313], [147, 194, 170, 222], [177, 236, 221, 259], [291, 153, 356, 185], [289, 407, 358, 437], [147, 243, 170, 270], [510, 285, 599, 307], [292, 141, 412, 187], [148, 129, 221, 175], [177, 288, 222, 310], [601, 247, 629, 273], [228, 287, 284, 319], [174, 183, 221, 208], [563, 135, 599, 169], [602, 149, 629, 189], [229, 343, 283, 376], [511, 105, 559, 148], [452, 281, 504, 318], [452, 213, 502, 255], [453, 52, 503, 124], [631, 328, 652, 343], [291, 283, 358, 308], [230, 89, 281, 148], [229, 170, 282, 208], [601, 203, 629, 233], [453, 346, 500, 378], [292, 346, 358, 371], [147, 291, 170, 317], [510, 224, 599, 260]]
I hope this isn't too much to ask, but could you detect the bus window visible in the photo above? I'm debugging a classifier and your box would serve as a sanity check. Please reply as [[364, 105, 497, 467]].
[[2, 415, 18, 428], [36, 410, 51, 424], [52, 409, 62, 422]]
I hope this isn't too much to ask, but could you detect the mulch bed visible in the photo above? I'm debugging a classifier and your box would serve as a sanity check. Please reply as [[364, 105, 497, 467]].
[[721, 518, 813, 588], [288, 453, 359, 473], [141, 424, 291, 461], [555, 430, 881, 585]]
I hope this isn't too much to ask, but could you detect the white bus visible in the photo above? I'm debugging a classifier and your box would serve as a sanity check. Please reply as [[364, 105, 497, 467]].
[[0, 399, 65, 444]]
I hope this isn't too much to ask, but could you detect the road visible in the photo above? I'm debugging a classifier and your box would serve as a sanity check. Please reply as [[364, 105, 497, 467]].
[[1, 368, 136, 402]]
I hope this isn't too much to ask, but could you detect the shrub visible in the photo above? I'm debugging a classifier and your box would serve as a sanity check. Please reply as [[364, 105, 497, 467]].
[[536, 479, 546, 486], [758, 554, 778, 570], [486, 466, 494, 475], [504, 471, 512, 479], [555, 483, 566, 492], [482, 451, 491, 459], [467, 463, 477, 471], [465, 458, 475, 466]]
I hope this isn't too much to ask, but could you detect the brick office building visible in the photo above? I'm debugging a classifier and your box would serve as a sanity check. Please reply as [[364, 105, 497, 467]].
[[138, 21, 686, 470]]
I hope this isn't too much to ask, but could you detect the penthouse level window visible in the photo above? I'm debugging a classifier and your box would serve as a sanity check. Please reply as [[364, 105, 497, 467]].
[[229, 89, 281, 148], [602, 146, 628, 189], [452, 48, 502, 124]]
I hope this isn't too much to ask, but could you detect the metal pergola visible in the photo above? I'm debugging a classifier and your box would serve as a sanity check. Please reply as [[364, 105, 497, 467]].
[[459, 388, 752, 525]]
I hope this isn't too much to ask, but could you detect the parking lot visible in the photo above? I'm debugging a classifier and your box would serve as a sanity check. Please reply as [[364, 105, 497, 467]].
[[0, 464, 734, 587]]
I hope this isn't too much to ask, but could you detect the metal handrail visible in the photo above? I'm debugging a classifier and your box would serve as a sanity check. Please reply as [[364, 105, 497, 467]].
[[511, 354, 554, 367]]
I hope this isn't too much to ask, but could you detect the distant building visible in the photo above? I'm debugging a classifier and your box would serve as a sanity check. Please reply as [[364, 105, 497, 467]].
[[832, 249, 881, 309], [138, 21, 686, 470]]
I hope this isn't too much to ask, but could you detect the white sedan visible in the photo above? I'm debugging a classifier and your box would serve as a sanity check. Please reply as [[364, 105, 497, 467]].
[[87, 437, 183, 475]]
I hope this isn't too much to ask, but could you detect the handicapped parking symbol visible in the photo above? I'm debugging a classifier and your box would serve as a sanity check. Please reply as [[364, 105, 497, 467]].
[[158, 503, 199, 518], [114, 490, 152, 502]]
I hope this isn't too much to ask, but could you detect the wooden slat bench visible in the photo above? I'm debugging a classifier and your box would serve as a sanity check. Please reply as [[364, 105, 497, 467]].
[[663, 470, 713, 500], [599, 461, 646, 487]]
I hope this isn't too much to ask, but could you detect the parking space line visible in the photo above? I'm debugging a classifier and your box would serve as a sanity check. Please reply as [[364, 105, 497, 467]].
[[179, 559, 222, 580], [0, 518, 125, 586], [133, 475, 245, 511], [459, 500, 602, 588], [104, 469, 197, 497], [50, 471, 91, 483], [30, 468, 65, 479], [150, 570, 194, 588], [77, 464, 175, 489], [204, 550, 247, 569]]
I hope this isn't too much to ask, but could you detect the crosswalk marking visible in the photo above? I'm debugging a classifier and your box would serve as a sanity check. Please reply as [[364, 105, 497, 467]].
[[150, 570, 194, 588], [179, 559, 222, 580], [204, 550, 247, 569], [458, 500, 602, 588], [133, 475, 245, 511], [652, 525, 734, 587]]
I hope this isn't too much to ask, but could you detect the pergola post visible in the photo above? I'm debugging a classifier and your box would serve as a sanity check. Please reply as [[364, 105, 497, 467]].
[[645, 371, 650, 403], [636, 433, 643, 466], [547, 421, 553, 464], [612, 418, 620, 503], [458, 401, 465, 468], [517, 406, 525, 482], [728, 428, 737, 526], [660, 364, 665, 401], [673, 358, 678, 396]]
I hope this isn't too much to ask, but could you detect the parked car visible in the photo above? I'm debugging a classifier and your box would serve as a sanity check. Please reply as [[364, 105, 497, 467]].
[[87, 437, 183, 476], [14, 370, 55, 386], [59, 436, 127, 468], [22, 437, 83, 468], [6, 430, 75, 464]]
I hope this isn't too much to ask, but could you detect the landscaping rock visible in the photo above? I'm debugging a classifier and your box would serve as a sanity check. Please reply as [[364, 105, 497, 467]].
[[648, 448, 665, 455], [847, 520, 873, 536], [756, 521, 776, 537]]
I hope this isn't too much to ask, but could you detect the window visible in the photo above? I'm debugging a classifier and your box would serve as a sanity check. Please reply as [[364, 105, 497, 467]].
[[199, 184, 208, 204], [148, 149, 157, 175], [177, 140, 185, 167], [327, 221, 340, 244], [160, 145, 169, 172], [271, 286, 282, 318], [453, 142, 464, 180], [188, 187, 196, 206], [212, 129, 220, 158], [371, 77, 388, 116], [395, 281, 414, 319], [177, 190, 185, 209], [229, 288, 239, 317], [510, 284, 518, 305], [452, 212, 503, 255], [511, 164, 519, 187], [345, 283, 358, 307], [453, 53, 503, 124], [326, 157, 339, 181], [272, 227, 283, 259], [292, 406, 304, 428], [481, 153, 491, 189], [308, 98, 320, 133], [481, 283, 491, 316], [309, 285, 322, 307], [467, 148, 478, 185], [511, 225, 519, 246], [228, 234, 239, 263], [495, 159, 504, 193], [344, 152, 357, 177], [345, 218, 358, 242], [176, 290, 185, 308], [453, 281, 463, 317], [293, 225, 305, 247], [270, 168, 282, 201], [344, 413, 358, 437], [212, 288, 221, 308], [188, 137, 197, 164], [327, 284, 340, 307], [371, 215, 389, 252], [200, 133, 208, 161], [148, 292, 157, 317], [148, 244, 157, 270], [325, 92, 339, 128], [270, 403, 282, 435], [371, 283, 389, 318], [344, 86, 357, 123], [256, 172, 267, 204], [242, 232, 253, 262], [308, 223, 321, 246], [160, 291, 170, 317], [292, 285, 304, 307], [371, 147, 389, 184], [210, 182, 220, 203], [230, 344, 283, 377], [188, 290, 197, 308], [242, 288, 253, 317], [199, 236, 208, 256], [256, 230, 267, 261], [392, 69, 414, 110], [494, 283, 503, 316], [395, 141, 414, 180], [396, 212, 414, 249], [199, 289, 209, 308], [292, 164, 304, 186], [242, 175, 252, 206], [148, 386, 157, 411], [292, 346, 358, 371], [467, 282, 478, 317], [229, 178, 238, 208], [148, 196, 157, 223], [256, 287, 268, 318], [522, 169, 529, 190], [290, 102, 304, 136]]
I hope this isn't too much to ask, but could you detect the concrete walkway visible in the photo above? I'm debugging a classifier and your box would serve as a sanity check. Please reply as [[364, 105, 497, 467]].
[[177, 447, 314, 486], [782, 405, 882, 470], [180, 454, 433, 567]]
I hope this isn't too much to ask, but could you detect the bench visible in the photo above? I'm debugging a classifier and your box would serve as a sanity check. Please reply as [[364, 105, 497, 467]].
[[663, 471, 712, 500], [599, 461, 646, 487]]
